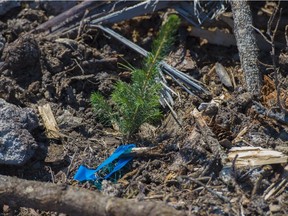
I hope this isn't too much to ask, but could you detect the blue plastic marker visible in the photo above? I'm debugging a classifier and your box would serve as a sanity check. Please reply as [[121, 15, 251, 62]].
[[74, 144, 135, 182]]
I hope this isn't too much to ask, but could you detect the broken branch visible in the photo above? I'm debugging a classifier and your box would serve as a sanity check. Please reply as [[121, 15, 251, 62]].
[[230, 0, 262, 95], [0, 174, 184, 216]]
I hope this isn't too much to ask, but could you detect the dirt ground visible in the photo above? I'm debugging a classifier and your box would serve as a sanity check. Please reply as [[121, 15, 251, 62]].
[[0, 1, 287, 215]]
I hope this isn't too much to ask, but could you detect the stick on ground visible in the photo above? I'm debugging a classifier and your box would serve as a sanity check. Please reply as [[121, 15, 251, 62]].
[[230, 0, 262, 95], [0, 174, 185, 216]]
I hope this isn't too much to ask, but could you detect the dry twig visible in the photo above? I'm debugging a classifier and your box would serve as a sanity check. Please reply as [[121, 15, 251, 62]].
[[252, 2, 288, 114], [177, 176, 230, 203]]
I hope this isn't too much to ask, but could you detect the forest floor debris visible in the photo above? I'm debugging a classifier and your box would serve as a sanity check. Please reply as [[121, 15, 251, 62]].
[[0, 1, 287, 215]]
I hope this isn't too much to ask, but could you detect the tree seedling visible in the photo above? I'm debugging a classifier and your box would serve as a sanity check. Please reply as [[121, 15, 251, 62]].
[[91, 14, 181, 138]]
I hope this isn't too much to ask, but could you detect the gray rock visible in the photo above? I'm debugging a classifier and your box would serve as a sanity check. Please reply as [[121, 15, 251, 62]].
[[0, 99, 39, 165]]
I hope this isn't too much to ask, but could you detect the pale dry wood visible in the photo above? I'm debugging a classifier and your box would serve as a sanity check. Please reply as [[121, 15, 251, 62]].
[[232, 126, 249, 144], [275, 146, 288, 154], [121, 147, 166, 158], [228, 146, 288, 167], [264, 178, 287, 200], [38, 104, 60, 139], [263, 164, 288, 200], [0, 174, 184, 216]]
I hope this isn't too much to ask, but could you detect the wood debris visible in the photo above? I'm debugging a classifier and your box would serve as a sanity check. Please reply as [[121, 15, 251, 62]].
[[192, 108, 227, 163], [228, 146, 288, 167], [231, 0, 261, 95], [38, 103, 61, 139]]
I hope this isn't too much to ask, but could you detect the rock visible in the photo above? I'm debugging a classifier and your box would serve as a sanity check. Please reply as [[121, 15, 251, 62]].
[[0, 99, 39, 165]]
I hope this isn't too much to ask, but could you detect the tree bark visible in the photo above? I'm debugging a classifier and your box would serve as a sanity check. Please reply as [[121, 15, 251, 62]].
[[0, 175, 185, 216], [230, 0, 262, 95]]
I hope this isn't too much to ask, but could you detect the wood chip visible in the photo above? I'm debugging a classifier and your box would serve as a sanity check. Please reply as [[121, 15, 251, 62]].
[[228, 146, 288, 167], [38, 103, 60, 139]]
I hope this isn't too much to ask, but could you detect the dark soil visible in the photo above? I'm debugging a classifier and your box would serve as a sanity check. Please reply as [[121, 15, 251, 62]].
[[0, 1, 287, 216]]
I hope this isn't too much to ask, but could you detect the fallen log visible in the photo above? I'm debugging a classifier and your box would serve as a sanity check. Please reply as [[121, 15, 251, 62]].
[[0, 175, 185, 216]]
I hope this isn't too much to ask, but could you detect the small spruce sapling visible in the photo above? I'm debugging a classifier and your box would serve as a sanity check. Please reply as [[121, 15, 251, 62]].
[[91, 15, 181, 137]]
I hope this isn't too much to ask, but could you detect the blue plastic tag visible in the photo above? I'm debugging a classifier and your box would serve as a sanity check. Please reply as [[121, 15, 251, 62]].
[[74, 144, 135, 182]]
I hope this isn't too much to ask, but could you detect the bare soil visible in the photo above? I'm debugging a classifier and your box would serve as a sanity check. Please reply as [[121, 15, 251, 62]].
[[0, 2, 287, 215]]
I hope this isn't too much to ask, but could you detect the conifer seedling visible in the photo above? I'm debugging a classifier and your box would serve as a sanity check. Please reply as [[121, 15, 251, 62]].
[[91, 14, 181, 137]]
